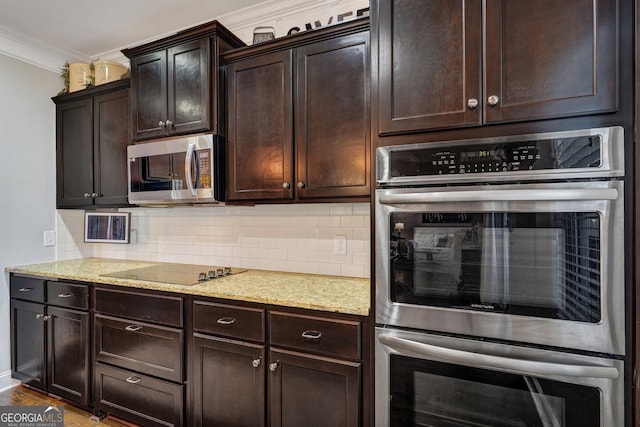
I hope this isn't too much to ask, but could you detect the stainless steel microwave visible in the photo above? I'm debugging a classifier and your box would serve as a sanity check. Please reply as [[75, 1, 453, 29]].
[[127, 134, 225, 205]]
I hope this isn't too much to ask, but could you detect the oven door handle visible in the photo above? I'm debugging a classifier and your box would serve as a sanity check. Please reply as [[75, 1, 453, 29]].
[[379, 334, 619, 379], [378, 188, 618, 205]]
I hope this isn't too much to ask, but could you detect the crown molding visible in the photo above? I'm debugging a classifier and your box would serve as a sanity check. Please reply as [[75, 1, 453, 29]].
[[0, 0, 367, 71]]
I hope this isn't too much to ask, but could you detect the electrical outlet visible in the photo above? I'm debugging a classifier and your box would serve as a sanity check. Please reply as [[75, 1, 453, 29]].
[[43, 230, 56, 247], [334, 235, 347, 255]]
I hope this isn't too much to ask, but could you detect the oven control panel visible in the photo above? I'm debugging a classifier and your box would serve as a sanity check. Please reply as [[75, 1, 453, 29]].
[[387, 135, 602, 178]]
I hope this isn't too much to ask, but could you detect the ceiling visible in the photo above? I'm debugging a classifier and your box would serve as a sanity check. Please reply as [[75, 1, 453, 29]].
[[0, 0, 272, 62]]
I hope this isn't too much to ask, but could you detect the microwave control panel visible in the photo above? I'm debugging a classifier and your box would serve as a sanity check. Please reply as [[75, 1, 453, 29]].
[[196, 149, 212, 188]]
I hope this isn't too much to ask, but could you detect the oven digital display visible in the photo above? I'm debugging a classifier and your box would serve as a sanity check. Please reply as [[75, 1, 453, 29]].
[[459, 149, 506, 162]]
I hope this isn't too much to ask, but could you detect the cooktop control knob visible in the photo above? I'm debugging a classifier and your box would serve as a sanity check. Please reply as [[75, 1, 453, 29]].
[[207, 270, 216, 280], [198, 272, 207, 282], [216, 268, 224, 278], [224, 266, 231, 275]]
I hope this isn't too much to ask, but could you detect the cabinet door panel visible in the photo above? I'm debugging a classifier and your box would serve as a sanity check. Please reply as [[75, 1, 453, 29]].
[[47, 306, 90, 405], [131, 50, 168, 140], [192, 334, 265, 426], [296, 31, 370, 199], [227, 51, 294, 201], [269, 348, 360, 427], [93, 88, 130, 206], [377, 0, 482, 134], [168, 39, 211, 135], [11, 300, 46, 389], [56, 98, 93, 207], [484, 0, 618, 122]]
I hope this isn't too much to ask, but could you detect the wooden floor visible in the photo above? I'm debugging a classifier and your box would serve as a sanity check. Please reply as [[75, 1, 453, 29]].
[[0, 385, 134, 426]]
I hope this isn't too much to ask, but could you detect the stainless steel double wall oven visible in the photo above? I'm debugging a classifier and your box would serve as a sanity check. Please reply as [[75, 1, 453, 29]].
[[375, 127, 627, 426]]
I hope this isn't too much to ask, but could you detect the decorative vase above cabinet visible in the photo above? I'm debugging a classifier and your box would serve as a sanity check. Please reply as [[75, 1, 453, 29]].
[[122, 20, 245, 142]]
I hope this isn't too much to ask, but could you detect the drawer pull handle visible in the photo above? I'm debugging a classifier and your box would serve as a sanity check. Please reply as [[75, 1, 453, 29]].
[[126, 376, 142, 384], [125, 325, 143, 332], [269, 362, 279, 372], [57, 293, 73, 298], [252, 358, 262, 368], [216, 317, 236, 326], [18, 287, 33, 292], [301, 330, 323, 341]]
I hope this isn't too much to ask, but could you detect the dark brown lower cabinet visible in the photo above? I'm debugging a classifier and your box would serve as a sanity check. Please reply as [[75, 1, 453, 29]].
[[269, 348, 361, 427], [192, 334, 266, 426], [10, 276, 90, 407], [94, 362, 184, 427]]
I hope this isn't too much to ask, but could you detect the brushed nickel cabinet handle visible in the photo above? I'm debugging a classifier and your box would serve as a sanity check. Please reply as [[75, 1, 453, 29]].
[[18, 287, 32, 292], [165, 120, 173, 128], [57, 293, 73, 298], [126, 376, 141, 384], [487, 95, 500, 106], [216, 317, 236, 325], [35, 314, 44, 320], [282, 182, 291, 189], [42, 315, 51, 321], [125, 325, 143, 332], [252, 358, 262, 368], [296, 181, 306, 189], [269, 362, 279, 372], [301, 330, 323, 341], [467, 98, 479, 108], [158, 121, 166, 128]]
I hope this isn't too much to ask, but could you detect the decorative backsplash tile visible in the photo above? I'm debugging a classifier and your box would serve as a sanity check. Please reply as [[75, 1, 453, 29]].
[[56, 203, 371, 278]]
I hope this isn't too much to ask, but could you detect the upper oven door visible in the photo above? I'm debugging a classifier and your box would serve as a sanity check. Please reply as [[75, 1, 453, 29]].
[[375, 180, 625, 355]]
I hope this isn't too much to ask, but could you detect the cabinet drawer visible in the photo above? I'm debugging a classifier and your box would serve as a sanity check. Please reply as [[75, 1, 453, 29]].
[[47, 281, 89, 310], [95, 314, 184, 382], [95, 287, 183, 327], [193, 301, 265, 343], [10, 276, 45, 303], [94, 362, 184, 427], [269, 311, 361, 359]]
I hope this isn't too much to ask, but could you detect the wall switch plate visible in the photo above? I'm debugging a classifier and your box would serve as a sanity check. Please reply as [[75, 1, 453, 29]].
[[334, 235, 347, 255], [44, 230, 56, 247]]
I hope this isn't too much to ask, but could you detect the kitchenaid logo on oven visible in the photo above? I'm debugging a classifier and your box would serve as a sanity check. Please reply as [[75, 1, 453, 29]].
[[0, 406, 64, 427]]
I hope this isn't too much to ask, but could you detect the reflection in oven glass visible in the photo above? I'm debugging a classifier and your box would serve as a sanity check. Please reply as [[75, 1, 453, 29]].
[[390, 355, 599, 427], [390, 212, 601, 322]]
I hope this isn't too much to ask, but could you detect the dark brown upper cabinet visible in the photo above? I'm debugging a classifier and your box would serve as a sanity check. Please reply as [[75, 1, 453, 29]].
[[373, 0, 619, 135], [123, 21, 245, 142], [53, 79, 131, 209], [224, 18, 370, 203]]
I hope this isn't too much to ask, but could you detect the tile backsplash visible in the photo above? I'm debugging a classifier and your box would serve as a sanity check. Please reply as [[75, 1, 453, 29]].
[[56, 203, 371, 278]]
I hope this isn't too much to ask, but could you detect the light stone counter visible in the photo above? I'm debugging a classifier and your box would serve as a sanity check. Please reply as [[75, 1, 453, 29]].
[[5, 258, 370, 316]]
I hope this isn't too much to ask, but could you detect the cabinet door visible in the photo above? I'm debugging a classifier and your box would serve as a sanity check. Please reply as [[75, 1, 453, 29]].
[[131, 50, 168, 140], [484, 0, 618, 123], [167, 39, 211, 135], [227, 50, 294, 201], [375, 0, 482, 134], [47, 306, 90, 405], [56, 98, 94, 208], [296, 31, 371, 199], [93, 88, 130, 206], [269, 348, 360, 427], [10, 300, 46, 390], [192, 334, 265, 426]]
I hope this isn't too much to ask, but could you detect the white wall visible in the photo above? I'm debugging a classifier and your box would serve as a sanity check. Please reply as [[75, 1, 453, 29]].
[[0, 54, 59, 391]]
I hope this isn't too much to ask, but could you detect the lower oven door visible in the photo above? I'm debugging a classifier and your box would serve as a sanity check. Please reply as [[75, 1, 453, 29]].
[[375, 327, 624, 427]]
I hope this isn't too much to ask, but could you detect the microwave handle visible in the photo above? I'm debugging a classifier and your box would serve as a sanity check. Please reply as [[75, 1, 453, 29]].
[[379, 333, 619, 379], [378, 188, 618, 205], [185, 143, 197, 196]]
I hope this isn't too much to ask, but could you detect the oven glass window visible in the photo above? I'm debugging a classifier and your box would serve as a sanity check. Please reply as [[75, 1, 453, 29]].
[[390, 212, 601, 322], [390, 354, 599, 427]]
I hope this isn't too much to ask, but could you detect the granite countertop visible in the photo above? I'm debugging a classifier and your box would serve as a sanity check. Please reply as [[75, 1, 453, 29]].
[[5, 258, 370, 316]]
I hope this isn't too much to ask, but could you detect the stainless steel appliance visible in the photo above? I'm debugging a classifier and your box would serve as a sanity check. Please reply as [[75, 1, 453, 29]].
[[127, 134, 225, 205], [374, 126, 627, 426], [101, 263, 247, 286]]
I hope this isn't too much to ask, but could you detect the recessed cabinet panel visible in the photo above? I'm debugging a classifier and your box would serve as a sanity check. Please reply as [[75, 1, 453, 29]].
[[226, 50, 294, 201], [484, 0, 618, 122], [11, 299, 46, 389], [296, 32, 370, 199], [131, 51, 168, 140]]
